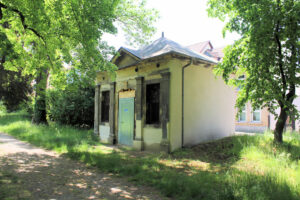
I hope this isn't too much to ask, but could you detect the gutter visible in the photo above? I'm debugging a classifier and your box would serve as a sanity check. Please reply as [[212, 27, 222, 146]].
[[182, 58, 193, 148]]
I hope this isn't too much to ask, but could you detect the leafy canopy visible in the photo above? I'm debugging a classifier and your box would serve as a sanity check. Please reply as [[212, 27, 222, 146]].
[[207, 0, 300, 118], [0, 0, 159, 79]]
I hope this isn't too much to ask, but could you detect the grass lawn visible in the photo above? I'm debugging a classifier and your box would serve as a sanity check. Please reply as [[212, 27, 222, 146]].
[[0, 111, 300, 200]]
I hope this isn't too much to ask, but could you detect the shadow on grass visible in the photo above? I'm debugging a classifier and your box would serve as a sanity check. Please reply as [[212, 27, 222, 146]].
[[171, 134, 300, 166], [0, 170, 32, 200], [64, 147, 300, 200], [1, 113, 300, 199], [170, 135, 258, 167], [0, 113, 31, 126], [1, 147, 298, 200], [0, 152, 164, 200]]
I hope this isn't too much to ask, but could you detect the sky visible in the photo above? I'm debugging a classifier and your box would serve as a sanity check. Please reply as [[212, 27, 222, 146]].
[[103, 0, 240, 50]]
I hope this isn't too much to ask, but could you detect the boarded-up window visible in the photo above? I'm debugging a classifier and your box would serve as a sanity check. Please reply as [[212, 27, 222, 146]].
[[146, 83, 160, 124], [101, 91, 110, 122]]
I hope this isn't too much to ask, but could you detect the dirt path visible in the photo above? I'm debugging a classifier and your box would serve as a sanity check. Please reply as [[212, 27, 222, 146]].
[[0, 133, 167, 200]]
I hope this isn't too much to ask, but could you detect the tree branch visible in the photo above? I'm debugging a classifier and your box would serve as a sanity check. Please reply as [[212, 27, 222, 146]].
[[0, 2, 45, 43], [274, 0, 286, 98], [0, 55, 5, 66]]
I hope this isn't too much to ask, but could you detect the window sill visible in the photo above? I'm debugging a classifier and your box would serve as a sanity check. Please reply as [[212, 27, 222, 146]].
[[144, 124, 161, 129], [250, 121, 262, 124], [100, 122, 109, 126]]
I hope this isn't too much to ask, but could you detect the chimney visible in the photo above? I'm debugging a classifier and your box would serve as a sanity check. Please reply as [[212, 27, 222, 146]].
[[162, 32, 164, 38]]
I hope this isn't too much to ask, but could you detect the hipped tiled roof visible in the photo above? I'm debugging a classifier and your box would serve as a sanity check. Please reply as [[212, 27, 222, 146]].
[[119, 37, 217, 64]]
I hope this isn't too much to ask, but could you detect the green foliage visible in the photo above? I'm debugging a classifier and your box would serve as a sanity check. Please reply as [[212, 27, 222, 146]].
[[47, 69, 95, 128], [1, 112, 300, 200], [0, 0, 158, 77], [116, 0, 159, 47], [47, 86, 94, 128], [0, 101, 6, 113], [207, 0, 300, 141], [207, 0, 300, 111], [0, 0, 158, 122], [0, 63, 32, 112], [0, 31, 33, 112]]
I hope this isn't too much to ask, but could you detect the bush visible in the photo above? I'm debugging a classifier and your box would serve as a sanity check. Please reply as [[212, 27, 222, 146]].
[[18, 96, 34, 115], [0, 101, 6, 113], [47, 86, 94, 128], [0, 64, 33, 112]]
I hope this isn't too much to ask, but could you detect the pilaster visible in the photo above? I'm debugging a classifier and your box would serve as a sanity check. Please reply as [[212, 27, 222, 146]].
[[108, 82, 116, 144], [133, 76, 144, 150], [160, 72, 170, 152], [94, 84, 101, 136]]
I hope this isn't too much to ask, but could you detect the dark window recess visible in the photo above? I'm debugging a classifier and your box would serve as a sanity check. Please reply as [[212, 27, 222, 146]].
[[101, 91, 110, 122], [146, 83, 160, 124]]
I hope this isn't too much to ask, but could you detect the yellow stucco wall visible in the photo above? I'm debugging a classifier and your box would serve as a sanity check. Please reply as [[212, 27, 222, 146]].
[[168, 59, 185, 151], [117, 54, 138, 69], [97, 55, 174, 151], [183, 64, 235, 146], [96, 55, 235, 151], [143, 127, 163, 150]]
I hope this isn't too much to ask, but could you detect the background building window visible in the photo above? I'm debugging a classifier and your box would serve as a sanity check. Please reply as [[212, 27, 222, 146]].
[[101, 91, 110, 122], [239, 106, 246, 122], [252, 108, 261, 122], [146, 83, 160, 124]]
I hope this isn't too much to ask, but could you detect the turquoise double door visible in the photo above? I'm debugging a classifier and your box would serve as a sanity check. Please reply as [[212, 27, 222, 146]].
[[118, 97, 134, 146]]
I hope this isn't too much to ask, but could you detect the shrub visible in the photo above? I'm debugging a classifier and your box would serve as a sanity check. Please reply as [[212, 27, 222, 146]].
[[47, 86, 94, 128], [0, 65, 33, 112], [0, 101, 6, 113]]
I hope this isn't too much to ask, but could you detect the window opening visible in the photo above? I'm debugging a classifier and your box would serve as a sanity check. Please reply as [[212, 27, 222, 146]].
[[146, 83, 160, 124], [252, 108, 261, 122], [101, 91, 110, 122]]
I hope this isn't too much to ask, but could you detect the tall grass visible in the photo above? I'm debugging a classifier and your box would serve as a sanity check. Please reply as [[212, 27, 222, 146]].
[[0, 111, 299, 200], [0, 111, 97, 153]]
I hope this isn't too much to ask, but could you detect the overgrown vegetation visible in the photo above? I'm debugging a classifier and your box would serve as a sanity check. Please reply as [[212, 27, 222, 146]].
[[47, 87, 94, 128], [0, 112, 299, 200], [0, 0, 158, 124], [46, 69, 96, 128], [47, 82, 94, 128], [0, 38, 33, 112]]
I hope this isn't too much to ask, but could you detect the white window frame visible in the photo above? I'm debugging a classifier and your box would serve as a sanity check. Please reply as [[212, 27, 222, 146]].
[[238, 106, 246, 122], [252, 107, 261, 122]]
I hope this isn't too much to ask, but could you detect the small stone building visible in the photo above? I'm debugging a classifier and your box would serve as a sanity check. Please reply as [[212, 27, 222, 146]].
[[94, 36, 235, 152]]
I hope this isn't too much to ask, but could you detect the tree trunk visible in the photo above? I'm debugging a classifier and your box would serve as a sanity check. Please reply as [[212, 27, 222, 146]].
[[274, 107, 288, 143], [291, 118, 295, 131], [32, 68, 48, 124]]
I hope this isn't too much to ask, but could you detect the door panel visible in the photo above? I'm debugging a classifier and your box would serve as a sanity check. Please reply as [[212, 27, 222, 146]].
[[118, 98, 134, 146]]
